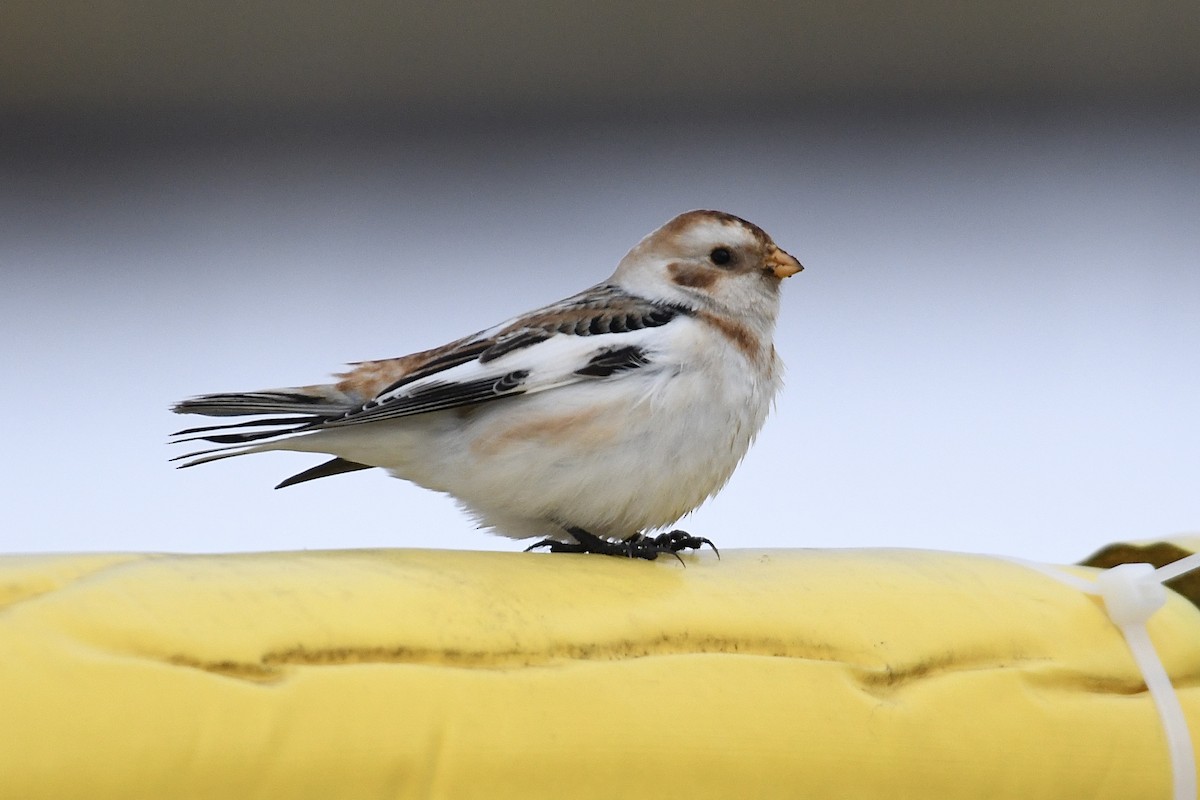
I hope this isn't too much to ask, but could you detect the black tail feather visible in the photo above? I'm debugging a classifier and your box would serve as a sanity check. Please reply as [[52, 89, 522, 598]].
[[171, 409, 337, 447], [171, 443, 253, 466], [172, 416, 322, 437], [188, 428, 305, 445], [172, 390, 349, 417], [276, 458, 373, 489]]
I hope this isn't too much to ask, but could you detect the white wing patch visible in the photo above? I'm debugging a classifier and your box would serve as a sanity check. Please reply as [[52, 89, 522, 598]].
[[325, 328, 668, 427]]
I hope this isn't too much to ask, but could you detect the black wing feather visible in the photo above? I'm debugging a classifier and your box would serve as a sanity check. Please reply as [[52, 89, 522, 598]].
[[330, 369, 531, 426], [574, 345, 651, 378]]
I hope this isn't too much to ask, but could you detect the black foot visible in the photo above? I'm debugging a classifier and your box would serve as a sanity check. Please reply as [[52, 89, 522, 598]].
[[525, 527, 718, 562], [649, 529, 720, 559]]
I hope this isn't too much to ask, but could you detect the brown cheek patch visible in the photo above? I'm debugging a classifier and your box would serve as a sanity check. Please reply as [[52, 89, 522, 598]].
[[697, 311, 762, 364], [668, 262, 719, 290]]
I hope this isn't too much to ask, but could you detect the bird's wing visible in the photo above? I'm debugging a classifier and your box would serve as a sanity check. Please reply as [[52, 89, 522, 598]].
[[322, 288, 688, 427], [328, 333, 658, 426], [172, 284, 692, 447]]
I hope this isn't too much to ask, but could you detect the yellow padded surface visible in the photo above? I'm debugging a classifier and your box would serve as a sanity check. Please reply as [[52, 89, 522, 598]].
[[2, 546, 1198, 799]]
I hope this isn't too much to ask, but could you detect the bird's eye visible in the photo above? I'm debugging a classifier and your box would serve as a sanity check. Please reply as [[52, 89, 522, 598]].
[[709, 247, 732, 266]]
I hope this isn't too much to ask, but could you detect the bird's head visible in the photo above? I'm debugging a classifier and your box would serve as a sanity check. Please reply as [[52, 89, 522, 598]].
[[610, 210, 802, 322]]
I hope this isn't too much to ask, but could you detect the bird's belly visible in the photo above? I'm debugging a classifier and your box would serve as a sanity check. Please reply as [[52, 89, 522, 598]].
[[315, 366, 774, 540], [436, 369, 772, 538]]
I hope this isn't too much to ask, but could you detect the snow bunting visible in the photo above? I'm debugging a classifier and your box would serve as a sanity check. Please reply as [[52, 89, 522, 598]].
[[172, 210, 802, 559]]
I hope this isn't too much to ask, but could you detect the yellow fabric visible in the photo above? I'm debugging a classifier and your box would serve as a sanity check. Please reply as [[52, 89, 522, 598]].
[[2, 546, 1198, 799]]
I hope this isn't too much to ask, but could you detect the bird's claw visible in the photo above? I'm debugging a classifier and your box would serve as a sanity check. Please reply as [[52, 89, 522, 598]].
[[525, 527, 718, 563], [648, 529, 720, 559]]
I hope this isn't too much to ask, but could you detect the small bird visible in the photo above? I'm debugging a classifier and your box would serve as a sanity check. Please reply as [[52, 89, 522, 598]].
[[172, 210, 802, 559]]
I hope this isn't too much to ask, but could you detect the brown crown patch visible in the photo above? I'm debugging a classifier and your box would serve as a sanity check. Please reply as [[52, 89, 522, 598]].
[[659, 210, 773, 249]]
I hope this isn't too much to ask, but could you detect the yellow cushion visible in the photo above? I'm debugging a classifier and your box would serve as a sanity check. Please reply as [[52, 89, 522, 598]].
[[2, 545, 1198, 799]]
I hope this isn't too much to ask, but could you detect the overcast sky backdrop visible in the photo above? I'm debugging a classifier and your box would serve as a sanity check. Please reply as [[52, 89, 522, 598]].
[[2, 2, 1197, 563]]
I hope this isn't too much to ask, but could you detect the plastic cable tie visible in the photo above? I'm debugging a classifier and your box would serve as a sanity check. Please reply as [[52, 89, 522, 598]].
[[1095, 562, 1166, 626], [1003, 551, 1199, 800]]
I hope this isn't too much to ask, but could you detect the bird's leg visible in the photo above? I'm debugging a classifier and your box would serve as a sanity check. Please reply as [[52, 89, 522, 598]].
[[527, 527, 665, 558], [526, 527, 716, 563]]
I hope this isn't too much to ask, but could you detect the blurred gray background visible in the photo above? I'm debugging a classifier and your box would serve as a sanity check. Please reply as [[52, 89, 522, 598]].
[[3, 1, 1197, 562]]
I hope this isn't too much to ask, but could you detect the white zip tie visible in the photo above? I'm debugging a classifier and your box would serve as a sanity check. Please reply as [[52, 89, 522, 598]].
[[1007, 552, 1200, 800]]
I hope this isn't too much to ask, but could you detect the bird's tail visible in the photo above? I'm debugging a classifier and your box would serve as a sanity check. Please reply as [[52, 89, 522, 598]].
[[169, 385, 354, 469]]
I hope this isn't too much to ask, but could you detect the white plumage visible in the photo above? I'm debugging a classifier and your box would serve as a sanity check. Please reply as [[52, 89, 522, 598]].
[[173, 210, 802, 558]]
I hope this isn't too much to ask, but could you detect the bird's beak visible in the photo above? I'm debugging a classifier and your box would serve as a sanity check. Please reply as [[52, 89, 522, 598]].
[[766, 245, 803, 279]]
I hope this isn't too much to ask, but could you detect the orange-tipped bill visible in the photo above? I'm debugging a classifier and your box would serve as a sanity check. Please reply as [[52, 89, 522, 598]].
[[766, 246, 803, 279]]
